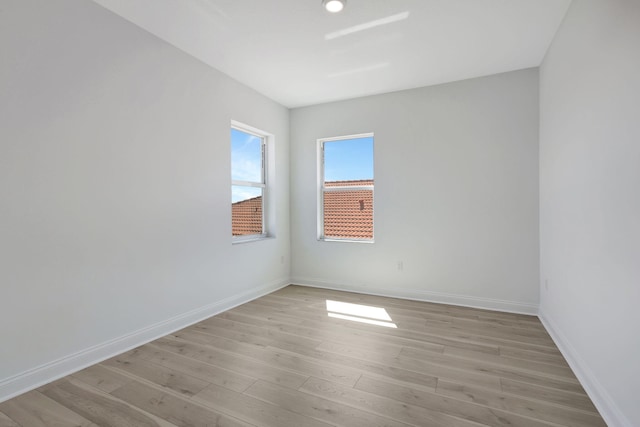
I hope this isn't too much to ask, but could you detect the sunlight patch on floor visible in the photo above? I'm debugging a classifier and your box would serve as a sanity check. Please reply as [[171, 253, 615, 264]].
[[326, 300, 397, 328]]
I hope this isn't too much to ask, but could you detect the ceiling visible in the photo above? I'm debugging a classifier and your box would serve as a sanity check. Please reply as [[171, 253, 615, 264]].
[[91, 0, 571, 108]]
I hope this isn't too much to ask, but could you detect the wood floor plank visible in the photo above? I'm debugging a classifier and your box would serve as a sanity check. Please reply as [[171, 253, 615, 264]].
[[273, 286, 464, 314], [0, 412, 18, 427], [222, 307, 433, 343], [266, 342, 441, 391], [228, 305, 450, 354], [245, 379, 412, 427], [296, 340, 500, 391], [277, 298, 456, 330], [316, 339, 404, 360], [300, 376, 487, 427], [217, 309, 357, 345], [355, 375, 554, 427], [125, 344, 256, 393], [0, 390, 98, 427], [250, 345, 362, 387], [383, 317, 561, 353], [279, 286, 540, 325], [189, 322, 274, 348], [423, 322, 558, 349], [71, 364, 133, 393], [110, 379, 256, 427], [102, 352, 211, 397], [172, 327, 268, 357], [200, 316, 323, 349], [444, 318, 555, 343], [285, 294, 545, 336], [281, 299, 551, 347], [41, 379, 178, 427], [152, 335, 310, 389], [168, 330, 361, 388], [500, 378, 599, 414], [473, 313, 546, 331], [397, 351, 584, 394], [243, 296, 298, 310], [231, 302, 501, 356], [442, 346, 574, 378], [190, 314, 446, 369], [300, 313, 508, 355], [0, 285, 605, 427], [193, 383, 333, 427], [191, 328, 437, 390], [436, 379, 607, 427], [269, 294, 490, 330], [499, 346, 569, 367], [101, 346, 154, 366], [169, 328, 227, 345], [403, 345, 576, 381]]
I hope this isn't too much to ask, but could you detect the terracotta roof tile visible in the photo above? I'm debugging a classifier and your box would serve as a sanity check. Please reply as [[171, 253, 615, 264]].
[[232, 180, 374, 239], [324, 180, 373, 239], [232, 196, 262, 236], [325, 179, 373, 187]]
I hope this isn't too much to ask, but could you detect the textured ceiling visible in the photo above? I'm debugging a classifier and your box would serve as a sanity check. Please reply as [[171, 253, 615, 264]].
[[92, 0, 571, 108]]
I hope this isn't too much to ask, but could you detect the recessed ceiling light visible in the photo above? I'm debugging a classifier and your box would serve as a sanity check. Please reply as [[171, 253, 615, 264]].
[[323, 0, 346, 13]]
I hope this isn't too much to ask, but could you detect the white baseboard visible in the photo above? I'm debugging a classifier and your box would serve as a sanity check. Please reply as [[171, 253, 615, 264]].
[[291, 277, 538, 315], [0, 279, 289, 403], [539, 309, 632, 427]]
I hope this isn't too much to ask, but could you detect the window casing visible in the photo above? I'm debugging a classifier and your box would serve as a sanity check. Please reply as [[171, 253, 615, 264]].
[[318, 133, 374, 242], [231, 122, 268, 242]]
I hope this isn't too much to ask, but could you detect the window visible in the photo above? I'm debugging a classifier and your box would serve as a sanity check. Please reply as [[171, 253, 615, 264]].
[[318, 133, 374, 242], [231, 122, 268, 241]]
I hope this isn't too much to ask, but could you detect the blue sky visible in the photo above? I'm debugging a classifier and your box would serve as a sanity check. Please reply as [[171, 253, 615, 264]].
[[232, 131, 374, 202], [324, 136, 374, 182], [231, 128, 262, 203]]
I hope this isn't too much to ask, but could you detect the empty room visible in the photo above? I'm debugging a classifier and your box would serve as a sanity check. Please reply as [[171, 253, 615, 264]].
[[1, 0, 638, 426]]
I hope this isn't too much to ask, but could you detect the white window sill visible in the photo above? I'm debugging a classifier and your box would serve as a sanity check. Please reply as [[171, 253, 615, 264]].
[[318, 238, 375, 244], [232, 235, 273, 245]]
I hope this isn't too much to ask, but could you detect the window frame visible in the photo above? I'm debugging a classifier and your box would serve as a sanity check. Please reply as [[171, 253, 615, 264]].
[[317, 132, 375, 243], [231, 121, 269, 243]]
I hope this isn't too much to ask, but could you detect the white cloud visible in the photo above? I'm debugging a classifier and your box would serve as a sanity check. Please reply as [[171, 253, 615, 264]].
[[232, 186, 261, 203]]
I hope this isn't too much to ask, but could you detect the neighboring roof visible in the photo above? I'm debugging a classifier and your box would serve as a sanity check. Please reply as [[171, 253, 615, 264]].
[[324, 180, 373, 240], [232, 196, 262, 236], [325, 180, 374, 188], [232, 180, 374, 239]]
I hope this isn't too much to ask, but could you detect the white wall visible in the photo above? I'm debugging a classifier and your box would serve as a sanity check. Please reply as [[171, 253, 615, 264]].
[[539, 1, 640, 426], [0, 0, 289, 400], [290, 69, 540, 314]]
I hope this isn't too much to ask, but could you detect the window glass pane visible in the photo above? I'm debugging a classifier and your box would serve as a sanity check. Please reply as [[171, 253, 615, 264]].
[[324, 137, 373, 183], [232, 185, 261, 204], [320, 135, 374, 241], [231, 186, 263, 236], [324, 189, 373, 239], [231, 128, 263, 183]]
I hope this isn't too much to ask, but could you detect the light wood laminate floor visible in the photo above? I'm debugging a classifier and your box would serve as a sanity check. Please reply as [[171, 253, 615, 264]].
[[0, 285, 607, 426]]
